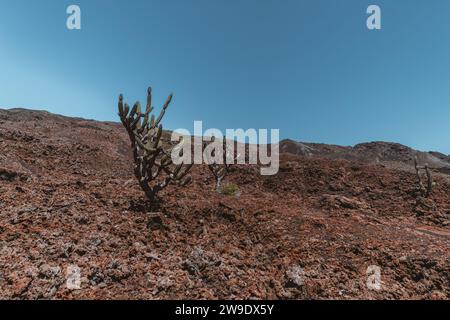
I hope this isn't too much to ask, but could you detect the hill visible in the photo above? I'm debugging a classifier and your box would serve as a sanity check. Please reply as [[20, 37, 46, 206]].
[[0, 108, 448, 299]]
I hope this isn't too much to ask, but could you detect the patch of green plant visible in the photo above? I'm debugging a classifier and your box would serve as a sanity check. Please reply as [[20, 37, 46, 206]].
[[220, 183, 240, 196]]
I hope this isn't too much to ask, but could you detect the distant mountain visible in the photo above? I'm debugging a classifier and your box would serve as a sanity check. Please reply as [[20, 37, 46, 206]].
[[279, 139, 450, 174]]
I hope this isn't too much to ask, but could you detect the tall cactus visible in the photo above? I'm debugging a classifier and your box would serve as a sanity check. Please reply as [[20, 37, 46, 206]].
[[118, 87, 192, 201]]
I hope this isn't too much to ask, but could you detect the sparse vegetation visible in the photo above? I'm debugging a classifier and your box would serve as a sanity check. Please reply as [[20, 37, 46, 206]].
[[219, 183, 240, 196], [118, 87, 192, 201], [1, 108, 449, 299]]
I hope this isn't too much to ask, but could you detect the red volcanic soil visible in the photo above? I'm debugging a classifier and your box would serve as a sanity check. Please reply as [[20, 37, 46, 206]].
[[0, 108, 449, 299]]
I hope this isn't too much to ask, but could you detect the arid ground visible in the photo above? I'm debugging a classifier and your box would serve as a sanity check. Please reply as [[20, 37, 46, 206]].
[[0, 108, 448, 299]]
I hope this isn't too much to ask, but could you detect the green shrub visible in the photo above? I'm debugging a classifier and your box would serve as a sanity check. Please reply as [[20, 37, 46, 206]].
[[220, 183, 240, 196]]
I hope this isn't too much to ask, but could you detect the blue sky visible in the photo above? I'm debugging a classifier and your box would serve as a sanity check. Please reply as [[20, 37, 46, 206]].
[[1, 0, 449, 153]]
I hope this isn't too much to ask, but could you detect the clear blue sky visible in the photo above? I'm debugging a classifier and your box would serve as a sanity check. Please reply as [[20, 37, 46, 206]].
[[1, 0, 449, 153]]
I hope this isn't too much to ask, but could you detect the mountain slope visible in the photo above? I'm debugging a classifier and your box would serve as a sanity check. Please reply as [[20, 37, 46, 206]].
[[0, 108, 449, 299]]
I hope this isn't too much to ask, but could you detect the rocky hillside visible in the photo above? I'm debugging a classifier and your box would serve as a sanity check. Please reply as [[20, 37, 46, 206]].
[[0, 108, 449, 299], [280, 139, 450, 174]]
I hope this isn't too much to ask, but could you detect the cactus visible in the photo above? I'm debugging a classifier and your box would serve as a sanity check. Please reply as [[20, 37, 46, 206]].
[[118, 87, 192, 201], [413, 156, 434, 197], [205, 138, 237, 192]]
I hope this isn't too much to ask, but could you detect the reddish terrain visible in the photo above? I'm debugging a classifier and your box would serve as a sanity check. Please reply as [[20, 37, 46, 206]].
[[0, 108, 448, 299]]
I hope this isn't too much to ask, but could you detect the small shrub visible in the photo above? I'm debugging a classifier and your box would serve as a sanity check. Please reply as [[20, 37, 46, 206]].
[[220, 183, 240, 196]]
